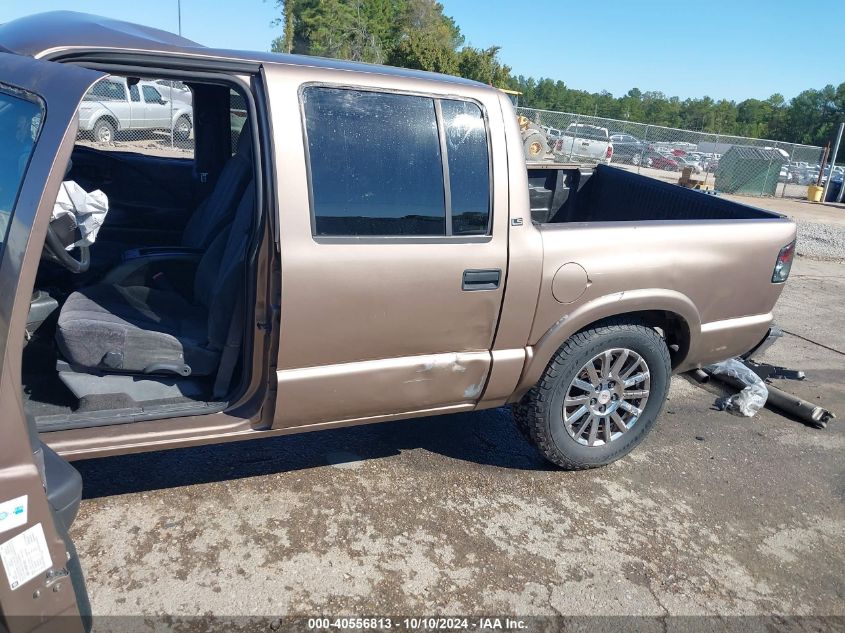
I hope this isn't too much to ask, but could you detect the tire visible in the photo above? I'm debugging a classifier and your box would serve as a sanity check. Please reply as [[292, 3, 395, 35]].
[[631, 153, 641, 166], [174, 115, 192, 141], [514, 319, 671, 470], [523, 133, 547, 161], [92, 118, 116, 144]]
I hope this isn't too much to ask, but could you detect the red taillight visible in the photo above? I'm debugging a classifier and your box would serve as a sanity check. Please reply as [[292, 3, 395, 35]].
[[772, 240, 795, 283], [606, 144, 613, 159]]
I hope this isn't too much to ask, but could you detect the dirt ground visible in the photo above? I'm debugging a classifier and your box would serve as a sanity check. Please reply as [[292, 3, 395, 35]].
[[67, 195, 844, 631]]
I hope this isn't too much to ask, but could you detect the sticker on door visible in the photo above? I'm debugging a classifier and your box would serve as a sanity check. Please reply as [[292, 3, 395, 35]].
[[0, 523, 53, 590], [0, 495, 27, 535]]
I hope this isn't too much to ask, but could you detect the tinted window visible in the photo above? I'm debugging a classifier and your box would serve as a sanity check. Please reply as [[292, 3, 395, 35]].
[[303, 87, 445, 236], [142, 85, 163, 103], [0, 89, 44, 255], [442, 100, 489, 235], [84, 79, 126, 102]]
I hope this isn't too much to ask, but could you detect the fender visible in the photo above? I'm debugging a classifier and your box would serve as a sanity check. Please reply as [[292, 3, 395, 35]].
[[170, 107, 192, 126], [511, 288, 701, 399]]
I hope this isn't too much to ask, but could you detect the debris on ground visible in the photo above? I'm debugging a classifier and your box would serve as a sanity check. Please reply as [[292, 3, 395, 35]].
[[706, 358, 768, 417]]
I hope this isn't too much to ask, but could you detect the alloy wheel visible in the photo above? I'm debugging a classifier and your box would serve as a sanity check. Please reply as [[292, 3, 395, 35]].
[[562, 348, 651, 447]]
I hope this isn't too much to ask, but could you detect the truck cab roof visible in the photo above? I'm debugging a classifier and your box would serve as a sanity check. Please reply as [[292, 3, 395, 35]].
[[0, 10, 490, 91]]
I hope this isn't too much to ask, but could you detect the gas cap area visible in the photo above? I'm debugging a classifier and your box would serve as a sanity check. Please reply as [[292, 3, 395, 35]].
[[552, 262, 589, 304]]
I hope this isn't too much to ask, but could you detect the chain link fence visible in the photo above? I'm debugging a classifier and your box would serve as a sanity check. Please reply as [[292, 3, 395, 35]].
[[517, 106, 827, 199], [75, 75, 248, 159], [75, 75, 196, 159]]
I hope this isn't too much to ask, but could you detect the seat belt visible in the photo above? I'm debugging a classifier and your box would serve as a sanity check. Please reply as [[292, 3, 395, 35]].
[[213, 294, 245, 400]]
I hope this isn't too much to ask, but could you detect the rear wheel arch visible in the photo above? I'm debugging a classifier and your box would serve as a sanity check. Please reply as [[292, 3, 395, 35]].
[[513, 296, 700, 402]]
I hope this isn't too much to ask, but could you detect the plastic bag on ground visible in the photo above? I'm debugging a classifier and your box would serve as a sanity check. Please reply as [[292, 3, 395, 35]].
[[706, 358, 769, 417], [51, 181, 109, 249]]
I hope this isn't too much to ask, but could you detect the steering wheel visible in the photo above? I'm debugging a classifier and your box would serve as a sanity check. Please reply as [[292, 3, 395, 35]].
[[44, 223, 90, 273]]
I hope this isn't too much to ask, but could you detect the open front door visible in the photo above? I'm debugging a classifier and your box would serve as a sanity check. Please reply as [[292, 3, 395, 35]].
[[0, 52, 103, 633]]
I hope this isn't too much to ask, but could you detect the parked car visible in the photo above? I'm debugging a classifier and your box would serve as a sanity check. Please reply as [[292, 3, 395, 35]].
[[609, 133, 651, 165], [0, 12, 797, 624], [554, 123, 613, 164], [78, 76, 193, 143], [644, 151, 680, 171], [674, 155, 703, 174]]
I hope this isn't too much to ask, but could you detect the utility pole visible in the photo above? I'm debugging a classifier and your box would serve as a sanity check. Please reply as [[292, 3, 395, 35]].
[[177, 0, 182, 36]]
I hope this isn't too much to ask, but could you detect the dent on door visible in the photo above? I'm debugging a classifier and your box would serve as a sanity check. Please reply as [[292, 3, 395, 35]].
[[275, 351, 491, 428]]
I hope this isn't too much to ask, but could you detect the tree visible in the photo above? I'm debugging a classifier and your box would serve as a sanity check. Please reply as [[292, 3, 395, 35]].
[[270, 2, 845, 152]]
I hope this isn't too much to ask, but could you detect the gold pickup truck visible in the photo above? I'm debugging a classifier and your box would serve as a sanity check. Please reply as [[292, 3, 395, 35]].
[[0, 12, 796, 628]]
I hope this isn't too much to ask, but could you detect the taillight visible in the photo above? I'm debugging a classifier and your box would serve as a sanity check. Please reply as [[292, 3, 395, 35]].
[[772, 240, 795, 283], [606, 144, 613, 159]]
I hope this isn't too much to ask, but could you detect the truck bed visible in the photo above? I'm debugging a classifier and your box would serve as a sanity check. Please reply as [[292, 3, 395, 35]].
[[528, 164, 780, 224]]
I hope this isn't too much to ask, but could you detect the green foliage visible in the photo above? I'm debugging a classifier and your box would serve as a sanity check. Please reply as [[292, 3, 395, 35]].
[[271, 0, 845, 153]]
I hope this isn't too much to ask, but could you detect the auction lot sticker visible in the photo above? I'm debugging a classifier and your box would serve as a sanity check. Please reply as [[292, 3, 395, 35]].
[[0, 523, 53, 590]]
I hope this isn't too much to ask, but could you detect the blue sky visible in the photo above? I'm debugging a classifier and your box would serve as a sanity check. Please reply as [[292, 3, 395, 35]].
[[2, 1, 843, 102]]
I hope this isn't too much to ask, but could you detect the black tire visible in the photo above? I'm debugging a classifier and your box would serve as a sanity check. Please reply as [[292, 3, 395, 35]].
[[631, 153, 641, 166], [174, 115, 192, 141], [92, 118, 116, 144], [514, 319, 671, 470]]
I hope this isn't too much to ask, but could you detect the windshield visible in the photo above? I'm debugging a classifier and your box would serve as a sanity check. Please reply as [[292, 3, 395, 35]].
[[0, 87, 44, 253]]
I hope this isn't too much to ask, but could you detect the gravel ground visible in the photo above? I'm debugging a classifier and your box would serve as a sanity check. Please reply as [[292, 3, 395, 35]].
[[794, 219, 845, 261]]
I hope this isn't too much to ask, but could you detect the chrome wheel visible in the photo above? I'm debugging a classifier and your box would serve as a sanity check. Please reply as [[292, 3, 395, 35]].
[[95, 124, 112, 144], [562, 348, 650, 447]]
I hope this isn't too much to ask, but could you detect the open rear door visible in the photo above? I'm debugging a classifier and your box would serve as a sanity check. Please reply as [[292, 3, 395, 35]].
[[0, 52, 103, 633]]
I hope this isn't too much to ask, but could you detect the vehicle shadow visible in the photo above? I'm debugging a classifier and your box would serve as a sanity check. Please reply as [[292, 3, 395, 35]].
[[76, 406, 553, 499]]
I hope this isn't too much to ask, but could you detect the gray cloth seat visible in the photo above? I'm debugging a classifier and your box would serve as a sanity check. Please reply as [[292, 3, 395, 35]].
[[56, 185, 255, 377], [182, 125, 252, 250]]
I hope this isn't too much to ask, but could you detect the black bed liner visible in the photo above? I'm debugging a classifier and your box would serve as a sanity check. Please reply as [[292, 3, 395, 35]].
[[528, 164, 782, 224]]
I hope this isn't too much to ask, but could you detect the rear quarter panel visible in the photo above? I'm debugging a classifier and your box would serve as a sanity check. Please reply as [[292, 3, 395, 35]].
[[512, 217, 796, 396]]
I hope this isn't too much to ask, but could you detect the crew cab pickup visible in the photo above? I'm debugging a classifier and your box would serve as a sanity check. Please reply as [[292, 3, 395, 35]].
[[0, 12, 796, 626], [553, 123, 614, 164], [78, 76, 193, 143]]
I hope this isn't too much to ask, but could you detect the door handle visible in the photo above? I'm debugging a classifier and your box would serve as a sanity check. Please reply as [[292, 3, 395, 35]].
[[462, 269, 501, 291]]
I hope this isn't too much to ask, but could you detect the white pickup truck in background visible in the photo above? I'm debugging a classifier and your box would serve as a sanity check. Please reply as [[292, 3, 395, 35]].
[[77, 76, 194, 144], [550, 123, 613, 164]]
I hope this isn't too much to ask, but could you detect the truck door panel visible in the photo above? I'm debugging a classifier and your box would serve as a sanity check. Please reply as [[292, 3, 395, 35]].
[[267, 66, 510, 428], [0, 52, 102, 632]]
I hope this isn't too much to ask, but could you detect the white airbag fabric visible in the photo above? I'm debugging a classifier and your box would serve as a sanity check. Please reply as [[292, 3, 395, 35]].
[[51, 181, 109, 249]]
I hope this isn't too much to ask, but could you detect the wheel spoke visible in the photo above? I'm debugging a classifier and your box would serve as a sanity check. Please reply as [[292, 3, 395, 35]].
[[565, 395, 589, 406], [624, 372, 649, 388], [603, 417, 611, 443], [611, 411, 628, 433], [587, 416, 598, 446], [574, 414, 593, 438], [585, 362, 601, 386], [623, 389, 650, 400], [610, 349, 630, 377], [619, 401, 642, 417], [620, 360, 641, 380], [572, 378, 594, 393], [600, 350, 613, 378], [566, 404, 589, 424]]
